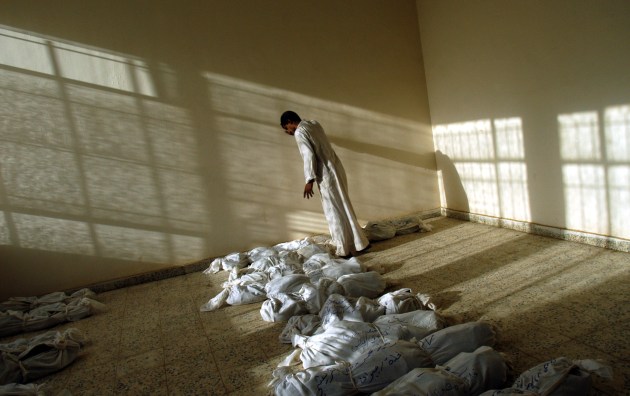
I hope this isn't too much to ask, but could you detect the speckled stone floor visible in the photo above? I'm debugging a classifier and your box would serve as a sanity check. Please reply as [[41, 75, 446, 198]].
[[2, 216, 628, 395]]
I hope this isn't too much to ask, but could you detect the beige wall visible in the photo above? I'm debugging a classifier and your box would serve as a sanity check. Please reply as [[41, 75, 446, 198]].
[[419, 0, 630, 238], [0, 0, 438, 299]]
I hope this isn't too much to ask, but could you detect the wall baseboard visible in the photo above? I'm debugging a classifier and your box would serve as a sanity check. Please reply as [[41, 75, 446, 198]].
[[442, 208, 630, 253]]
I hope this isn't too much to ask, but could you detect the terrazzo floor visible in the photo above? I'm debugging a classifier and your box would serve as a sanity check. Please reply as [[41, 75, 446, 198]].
[[4, 216, 629, 395]]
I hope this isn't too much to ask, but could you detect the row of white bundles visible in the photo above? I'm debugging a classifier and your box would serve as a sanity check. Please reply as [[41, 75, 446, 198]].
[[0, 288, 96, 312], [201, 244, 388, 315], [260, 272, 389, 323], [375, 326, 613, 396], [271, 340, 434, 396], [276, 288, 437, 343], [200, 239, 359, 310], [0, 296, 106, 338], [285, 310, 447, 369], [0, 328, 86, 385], [317, 288, 434, 327], [270, 322, 500, 395], [203, 238, 331, 275]]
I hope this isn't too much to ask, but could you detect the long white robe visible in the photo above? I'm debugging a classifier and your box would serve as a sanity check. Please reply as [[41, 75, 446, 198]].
[[294, 120, 369, 256]]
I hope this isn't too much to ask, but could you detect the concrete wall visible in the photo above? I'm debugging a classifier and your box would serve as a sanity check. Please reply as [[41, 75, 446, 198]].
[[418, 0, 630, 239], [0, 0, 438, 298]]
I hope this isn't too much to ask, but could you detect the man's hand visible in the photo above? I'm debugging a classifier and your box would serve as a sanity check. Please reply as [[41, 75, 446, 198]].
[[303, 181, 315, 199]]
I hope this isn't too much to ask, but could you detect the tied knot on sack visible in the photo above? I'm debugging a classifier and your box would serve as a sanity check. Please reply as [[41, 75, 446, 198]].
[[368, 323, 386, 343], [337, 360, 358, 391]]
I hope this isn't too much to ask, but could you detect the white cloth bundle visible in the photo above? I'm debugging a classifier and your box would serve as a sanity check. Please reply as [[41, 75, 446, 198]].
[[269, 340, 434, 395], [225, 283, 267, 306], [418, 321, 497, 365], [265, 274, 311, 298], [296, 242, 331, 260], [273, 238, 313, 253], [372, 367, 467, 396], [249, 255, 303, 280], [266, 263, 304, 280], [363, 215, 433, 241], [302, 254, 364, 283], [337, 271, 386, 298], [296, 278, 345, 314], [0, 328, 85, 384], [260, 294, 309, 322], [441, 346, 508, 395], [292, 320, 418, 369], [247, 246, 278, 262], [363, 221, 397, 241], [226, 266, 259, 282], [0, 382, 46, 395], [0, 298, 106, 338], [204, 252, 249, 274], [373, 310, 447, 340], [319, 294, 385, 329], [374, 345, 508, 396], [390, 216, 423, 235], [200, 272, 269, 312], [277, 250, 303, 267], [279, 314, 322, 344], [481, 357, 613, 396], [377, 288, 436, 314], [249, 256, 284, 273]]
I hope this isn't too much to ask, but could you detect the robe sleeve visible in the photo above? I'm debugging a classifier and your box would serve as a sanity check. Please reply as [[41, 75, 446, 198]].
[[295, 131, 317, 183]]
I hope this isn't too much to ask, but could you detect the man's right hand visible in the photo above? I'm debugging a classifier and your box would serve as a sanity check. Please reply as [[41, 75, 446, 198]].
[[303, 181, 314, 199]]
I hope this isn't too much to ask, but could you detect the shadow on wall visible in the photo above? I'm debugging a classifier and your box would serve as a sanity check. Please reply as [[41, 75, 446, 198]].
[[435, 150, 469, 213], [0, 25, 436, 298], [329, 135, 436, 169]]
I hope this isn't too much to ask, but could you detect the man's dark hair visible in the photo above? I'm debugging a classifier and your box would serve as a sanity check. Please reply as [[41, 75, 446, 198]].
[[280, 111, 301, 127]]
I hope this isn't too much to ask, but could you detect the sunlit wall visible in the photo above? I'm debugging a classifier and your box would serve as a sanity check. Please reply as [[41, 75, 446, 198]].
[[559, 106, 630, 238], [419, 0, 630, 240], [0, 1, 438, 298]]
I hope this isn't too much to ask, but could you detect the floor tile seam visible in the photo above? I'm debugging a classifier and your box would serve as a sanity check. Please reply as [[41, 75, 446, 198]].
[[470, 313, 621, 362], [498, 346, 543, 377], [65, 360, 118, 393], [556, 339, 625, 364], [101, 313, 125, 362], [113, 306, 168, 368], [494, 329, 573, 352], [162, 348, 178, 396], [204, 333, 231, 395], [544, 323, 611, 341], [517, 332, 606, 359], [428, 232, 499, 248], [508, 345, 552, 367], [197, 311, 239, 374], [556, 300, 623, 321], [580, 338, 629, 362], [113, 351, 168, 394], [498, 318, 569, 338], [190, 327, 218, 363]]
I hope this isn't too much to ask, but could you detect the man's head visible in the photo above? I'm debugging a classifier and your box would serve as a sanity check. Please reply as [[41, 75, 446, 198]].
[[280, 111, 301, 135]]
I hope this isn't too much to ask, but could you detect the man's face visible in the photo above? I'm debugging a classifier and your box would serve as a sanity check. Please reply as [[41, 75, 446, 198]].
[[283, 121, 298, 136]]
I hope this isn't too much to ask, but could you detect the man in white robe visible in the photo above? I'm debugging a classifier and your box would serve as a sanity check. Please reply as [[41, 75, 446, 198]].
[[281, 111, 370, 257]]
